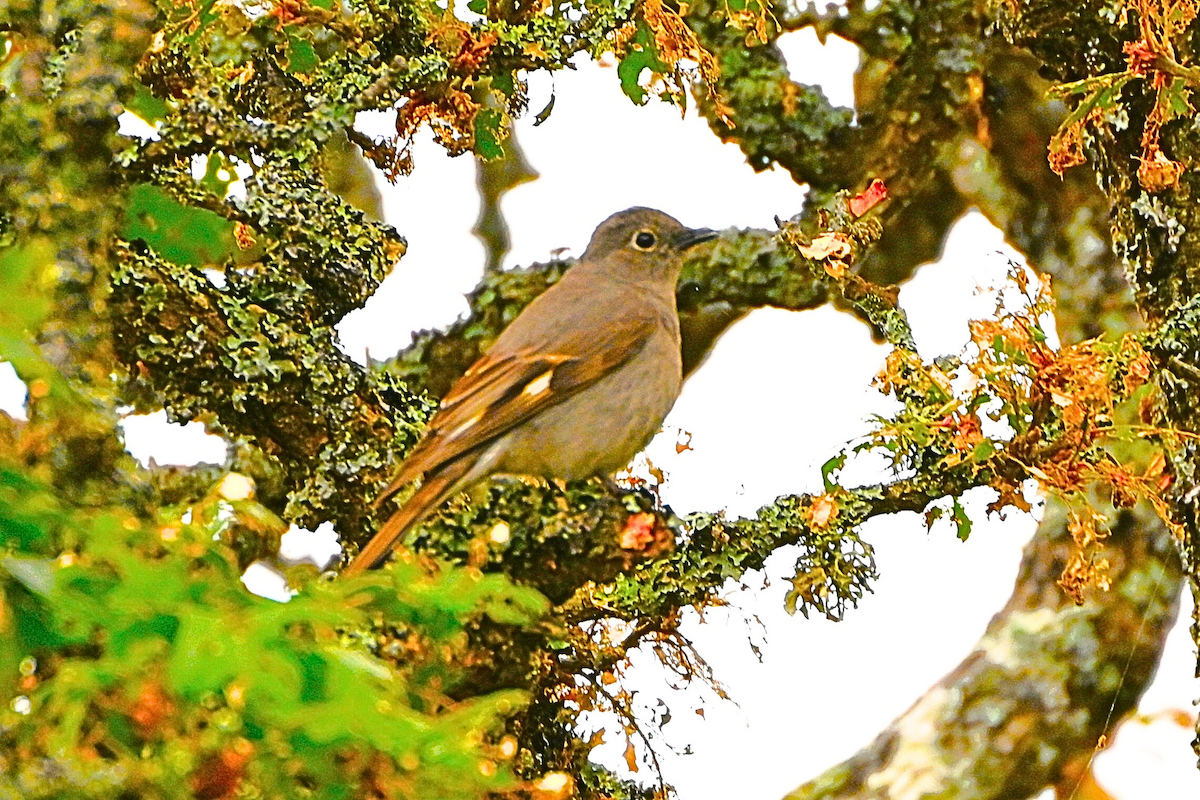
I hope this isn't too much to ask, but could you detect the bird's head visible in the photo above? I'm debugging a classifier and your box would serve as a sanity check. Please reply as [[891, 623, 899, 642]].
[[580, 207, 717, 282]]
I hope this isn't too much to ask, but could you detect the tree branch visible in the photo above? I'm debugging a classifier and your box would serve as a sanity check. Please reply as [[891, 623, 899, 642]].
[[784, 502, 1182, 799], [991, 0, 1200, 760]]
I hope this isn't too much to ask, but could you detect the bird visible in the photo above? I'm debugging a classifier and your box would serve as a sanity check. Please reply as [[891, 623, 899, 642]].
[[342, 207, 717, 576]]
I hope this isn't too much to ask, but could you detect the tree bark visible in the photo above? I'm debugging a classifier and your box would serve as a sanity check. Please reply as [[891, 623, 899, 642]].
[[785, 502, 1182, 799]]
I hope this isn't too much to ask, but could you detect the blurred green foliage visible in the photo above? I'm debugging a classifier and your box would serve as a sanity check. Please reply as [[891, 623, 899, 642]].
[[0, 465, 546, 798], [0, 240, 86, 414], [123, 183, 236, 268]]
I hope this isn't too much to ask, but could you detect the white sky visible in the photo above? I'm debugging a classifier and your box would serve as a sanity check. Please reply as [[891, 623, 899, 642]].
[[2, 25, 1196, 800]]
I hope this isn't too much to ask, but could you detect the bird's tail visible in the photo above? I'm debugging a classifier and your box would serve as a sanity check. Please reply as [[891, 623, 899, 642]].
[[342, 456, 476, 576]]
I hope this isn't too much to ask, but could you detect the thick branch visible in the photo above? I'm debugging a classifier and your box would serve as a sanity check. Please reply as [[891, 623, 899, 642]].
[[109, 239, 427, 536], [687, 0, 1124, 333], [992, 0, 1200, 758], [784, 502, 1182, 800], [0, 0, 156, 503]]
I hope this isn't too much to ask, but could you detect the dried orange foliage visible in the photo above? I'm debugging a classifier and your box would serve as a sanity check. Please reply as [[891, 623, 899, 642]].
[[560, 611, 728, 791], [871, 267, 1184, 601], [1058, 507, 1112, 604], [1123, 0, 1198, 77], [1124, 0, 1197, 190], [808, 493, 839, 528], [722, 0, 774, 44], [126, 680, 176, 738], [368, 11, 510, 179], [1046, 72, 1128, 177], [393, 87, 482, 176], [618, 0, 734, 124], [233, 221, 255, 250], [619, 511, 672, 554], [192, 738, 254, 800], [1048, 0, 1197, 191], [778, 186, 894, 326], [642, 0, 716, 80]]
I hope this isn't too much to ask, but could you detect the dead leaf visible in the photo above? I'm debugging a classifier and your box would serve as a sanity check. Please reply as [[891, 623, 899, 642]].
[[808, 494, 838, 528], [848, 178, 888, 217], [624, 741, 639, 773], [796, 232, 852, 261], [620, 513, 657, 550]]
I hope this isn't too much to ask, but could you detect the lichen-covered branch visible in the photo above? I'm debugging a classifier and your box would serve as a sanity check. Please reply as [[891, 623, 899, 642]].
[[686, 0, 1128, 340], [991, 0, 1200, 759], [561, 459, 1021, 626], [0, 0, 157, 504], [785, 501, 1182, 800], [109, 237, 426, 536]]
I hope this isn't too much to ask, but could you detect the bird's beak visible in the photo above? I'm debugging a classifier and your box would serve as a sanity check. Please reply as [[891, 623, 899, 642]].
[[674, 227, 719, 250]]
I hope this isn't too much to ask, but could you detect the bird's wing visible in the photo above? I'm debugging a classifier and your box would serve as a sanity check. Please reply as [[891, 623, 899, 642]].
[[375, 312, 661, 505]]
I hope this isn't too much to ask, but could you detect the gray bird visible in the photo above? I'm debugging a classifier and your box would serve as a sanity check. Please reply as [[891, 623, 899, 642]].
[[343, 207, 717, 575]]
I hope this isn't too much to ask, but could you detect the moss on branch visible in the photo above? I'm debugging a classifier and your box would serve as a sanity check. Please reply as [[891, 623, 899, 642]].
[[784, 502, 1182, 800]]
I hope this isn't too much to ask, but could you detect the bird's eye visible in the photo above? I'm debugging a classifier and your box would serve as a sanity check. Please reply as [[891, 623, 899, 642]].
[[633, 231, 657, 250]]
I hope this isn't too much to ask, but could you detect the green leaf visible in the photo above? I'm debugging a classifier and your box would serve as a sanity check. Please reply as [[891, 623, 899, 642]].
[[473, 108, 506, 160], [0, 241, 83, 405], [617, 23, 671, 106], [123, 183, 235, 267], [2, 460, 541, 797], [286, 33, 319, 74], [1, 557, 55, 597], [329, 647, 393, 682], [168, 608, 242, 695], [821, 453, 846, 492], [924, 505, 944, 530], [491, 70, 516, 97], [970, 440, 996, 463], [0, 238, 54, 330], [467, 0, 487, 13], [176, 0, 224, 47], [1049, 71, 1133, 101], [950, 496, 972, 541], [910, 422, 931, 446], [1154, 75, 1194, 127], [124, 82, 168, 125]]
